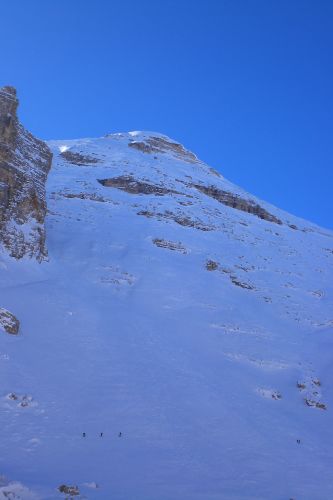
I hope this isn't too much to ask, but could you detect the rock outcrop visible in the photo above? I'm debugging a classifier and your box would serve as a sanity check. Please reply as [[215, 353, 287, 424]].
[[192, 183, 283, 225], [0, 308, 20, 335], [98, 175, 182, 196], [0, 86, 52, 260], [60, 150, 99, 165], [129, 135, 199, 163]]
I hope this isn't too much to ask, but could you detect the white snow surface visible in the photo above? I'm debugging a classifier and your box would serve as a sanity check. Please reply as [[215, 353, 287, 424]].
[[1, 131, 333, 499]]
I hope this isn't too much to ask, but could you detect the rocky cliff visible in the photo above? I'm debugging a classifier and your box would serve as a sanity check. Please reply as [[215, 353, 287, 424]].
[[0, 86, 52, 260]]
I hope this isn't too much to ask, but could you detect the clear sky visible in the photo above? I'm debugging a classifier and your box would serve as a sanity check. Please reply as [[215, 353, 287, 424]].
[[1, 0, 332, 229]]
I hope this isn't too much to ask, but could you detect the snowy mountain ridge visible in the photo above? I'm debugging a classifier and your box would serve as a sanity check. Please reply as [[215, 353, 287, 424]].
[[0, 120, 333, 499]]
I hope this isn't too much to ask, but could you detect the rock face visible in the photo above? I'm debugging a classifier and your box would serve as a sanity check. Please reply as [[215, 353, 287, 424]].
[[0, 86, 52, 260], [97, 175, 182, 196], [193, 183, 283, 225], [128, 135, 199, 163]]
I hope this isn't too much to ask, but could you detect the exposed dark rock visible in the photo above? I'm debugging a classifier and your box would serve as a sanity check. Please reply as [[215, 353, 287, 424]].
[[206, 260, 256, 289], [59, 192, 107, 203], [7, 392, 18, 400], [98, 175, 182, 196], [128, 141, 152, 154], [235, 264, 254, 272], [0, 86, 52, 260], [230, 276, 255, 290], [0, 308, 20, 334], [129, 136, 199, 163], [206, 260, 219, 271], [178, 200, 193, 206], [137, 209, 214, 231], [137, 210, 158, 218], [60, 150, 99, 165], [172, 214, 213, 231], [305, 399, 327, 410], [193, 183, 283, 225], [208, 167, 222, 178], [5, 392, 34, 408], [153, 238, 187, 253], [58, 484, 80, 496]]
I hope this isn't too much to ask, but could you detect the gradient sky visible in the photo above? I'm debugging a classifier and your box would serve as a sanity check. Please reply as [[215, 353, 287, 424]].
[[1, 0, 332, 228]]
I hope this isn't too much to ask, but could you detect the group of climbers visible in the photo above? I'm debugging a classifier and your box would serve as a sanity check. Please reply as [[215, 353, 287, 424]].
[[82, 432, 122, 438]]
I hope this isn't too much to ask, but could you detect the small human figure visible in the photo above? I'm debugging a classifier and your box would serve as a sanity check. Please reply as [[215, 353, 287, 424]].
[[118, 432, 122, 437], [296, 439, 300, 444], [100, 432, 103, 437], [82, 432, 86, 438]]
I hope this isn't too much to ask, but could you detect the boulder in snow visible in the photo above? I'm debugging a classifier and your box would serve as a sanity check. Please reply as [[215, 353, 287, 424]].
[[0, 308, 19, 334]]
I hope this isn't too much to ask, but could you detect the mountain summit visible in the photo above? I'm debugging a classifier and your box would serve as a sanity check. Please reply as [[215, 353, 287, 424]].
[[0, 90, 332, 499]]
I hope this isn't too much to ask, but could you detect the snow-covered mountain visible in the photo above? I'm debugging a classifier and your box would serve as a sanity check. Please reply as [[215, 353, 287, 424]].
[[0, 105, 333, 498]]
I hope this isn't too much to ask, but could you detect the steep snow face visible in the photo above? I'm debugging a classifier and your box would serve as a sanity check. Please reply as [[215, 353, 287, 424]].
[[0, 131, 333, 499]]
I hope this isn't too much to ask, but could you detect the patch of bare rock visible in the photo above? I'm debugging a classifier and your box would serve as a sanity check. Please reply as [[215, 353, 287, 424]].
[[297, 378, 327, 410], [305, 399, 327, 410], [58, 484, 80, 496], [6, 393, 35, 408], [257, 388, 282, 400], [205, 260, 256, 290], [128, 136, 199, 163], [138, 209, 214, 231], [60, 150, 100, 165], [193, 183, 283, 225], [0, 308, 19, 335], [97, 175, 182, 196], [152, 238, 187, 253], [59, 192, 107, 203]]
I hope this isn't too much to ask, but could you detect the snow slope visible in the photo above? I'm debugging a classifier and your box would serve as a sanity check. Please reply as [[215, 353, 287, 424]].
[[0, 131, 333, 499]]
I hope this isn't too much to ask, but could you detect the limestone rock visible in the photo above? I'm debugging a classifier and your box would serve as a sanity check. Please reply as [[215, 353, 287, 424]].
[[0, 86, 52, 260], [193, 183, 283, 225], [128, 135, 199, 163], [98, 175, 182, 196]]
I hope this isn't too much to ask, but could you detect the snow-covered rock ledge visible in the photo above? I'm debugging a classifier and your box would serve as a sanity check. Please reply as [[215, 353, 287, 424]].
[[0, 307, 19, 335], [0, 474, 37, 499]]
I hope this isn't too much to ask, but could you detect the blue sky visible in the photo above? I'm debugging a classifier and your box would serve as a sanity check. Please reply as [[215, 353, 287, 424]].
[[1, 0, 332, 228]]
